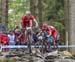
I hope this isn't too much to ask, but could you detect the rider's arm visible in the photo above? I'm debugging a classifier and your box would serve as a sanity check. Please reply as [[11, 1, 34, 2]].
[[33, 19, 38, 27], [47, 31, 52, 37], [21, 16, 25, 28], [46, 27, 52, 37], [37, 31, 42, 37]]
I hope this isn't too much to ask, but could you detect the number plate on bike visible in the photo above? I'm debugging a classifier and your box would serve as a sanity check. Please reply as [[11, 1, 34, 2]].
[[38, 36, 43, 40], [26, 27, 32, 30]]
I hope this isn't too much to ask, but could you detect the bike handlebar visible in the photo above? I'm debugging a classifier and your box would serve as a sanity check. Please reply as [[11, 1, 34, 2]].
[[21, 27, 38, 30]]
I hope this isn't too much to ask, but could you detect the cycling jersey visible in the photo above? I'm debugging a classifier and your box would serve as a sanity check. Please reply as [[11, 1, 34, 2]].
[[50, 26, 58, 40], [21, 15, 35, 28], [42, 25, 58, 41]]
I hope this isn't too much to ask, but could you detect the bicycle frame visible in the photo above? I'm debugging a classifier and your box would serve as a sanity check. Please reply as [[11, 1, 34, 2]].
[[26, 27, 33, 53]]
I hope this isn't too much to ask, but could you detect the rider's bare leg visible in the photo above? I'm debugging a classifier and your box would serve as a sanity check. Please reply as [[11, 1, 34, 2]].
[[25, 30, 28, 44]]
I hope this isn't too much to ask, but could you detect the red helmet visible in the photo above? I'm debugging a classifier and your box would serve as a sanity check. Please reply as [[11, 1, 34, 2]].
[[43, 23, 48, 28]]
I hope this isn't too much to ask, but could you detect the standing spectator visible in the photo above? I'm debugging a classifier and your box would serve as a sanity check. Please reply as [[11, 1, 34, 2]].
[[8, 30, 16, 45], [0, 30, 3, 44], [15, 29, 21, 45], [15, 29, 25, 45], [0, 21, 6, 31], [2, 30, 9, 51], [2, 30, 8, 45]]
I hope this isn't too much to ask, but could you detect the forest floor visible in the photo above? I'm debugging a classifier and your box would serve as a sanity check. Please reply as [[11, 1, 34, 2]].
[[0, 49, 75, 62]]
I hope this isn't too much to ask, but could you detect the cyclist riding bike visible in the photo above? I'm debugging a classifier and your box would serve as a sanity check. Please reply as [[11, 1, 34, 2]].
[[42, 23, 53, 45], [21, 11, 38, 40], [40, 23, 58, 49]]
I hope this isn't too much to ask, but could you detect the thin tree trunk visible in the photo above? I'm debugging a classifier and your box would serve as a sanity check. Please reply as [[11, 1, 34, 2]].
[[0, 0, 1, 18], [30, 0, 37, 17], [64, 0, 69, 46], [68, 0, 75, 55], [38, 0, 43, 28], [1, 0, 8, 25], [30, 0, 34, 15], [30, 0, 38, 26]]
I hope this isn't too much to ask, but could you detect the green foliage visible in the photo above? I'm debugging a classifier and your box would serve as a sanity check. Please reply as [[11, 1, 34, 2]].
[[42, 0, 64, 31], [8, 0, 64, 31], [42, 0, 64, 21], [8, 0, 30, 29], [50, 21, 64, 32], [46, 19, 64, 32]]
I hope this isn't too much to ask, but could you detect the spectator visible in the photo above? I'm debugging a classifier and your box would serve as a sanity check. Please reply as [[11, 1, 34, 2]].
[[0, 30, 3, 44], [8, 30, 16, 45], [15, 29, 21, 45], [2, 30, 8, 51], [0, 21, 6, 31]]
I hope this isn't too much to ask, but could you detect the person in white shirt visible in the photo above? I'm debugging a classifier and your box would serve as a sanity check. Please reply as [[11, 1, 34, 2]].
[[8, 30, 16, 45]]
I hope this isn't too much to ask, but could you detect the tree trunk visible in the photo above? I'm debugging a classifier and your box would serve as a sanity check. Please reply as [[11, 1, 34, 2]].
[[68, 0, 75, 55], [1, 0, 8, 25], [30, 0, 37, 17], [64, 0, 69, 46], [30, 0, 43, 27], [30, 0, 38, 26], [0, 0, 1, 18], [38, 0, 43, 28]]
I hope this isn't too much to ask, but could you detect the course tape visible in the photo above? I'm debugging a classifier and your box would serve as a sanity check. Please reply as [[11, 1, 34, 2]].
[[1, 45, 75, 48]]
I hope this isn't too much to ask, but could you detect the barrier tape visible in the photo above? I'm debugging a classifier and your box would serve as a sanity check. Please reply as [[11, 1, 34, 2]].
[[0, 45, 75, 49]]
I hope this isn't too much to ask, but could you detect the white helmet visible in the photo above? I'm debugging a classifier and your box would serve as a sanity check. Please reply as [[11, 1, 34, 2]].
[[25, 11, 31, 15]]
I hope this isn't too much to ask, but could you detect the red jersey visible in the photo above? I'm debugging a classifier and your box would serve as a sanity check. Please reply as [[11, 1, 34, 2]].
[[21, 15, 35, 28], [15, 32, 21, 39], [15, 32, 25, 45], [42, 25, 57, 39], [2, 34, 8, 45], [50, 26, 58, 39], [0, 34, 3, 43], [1, 34, 9, 51]]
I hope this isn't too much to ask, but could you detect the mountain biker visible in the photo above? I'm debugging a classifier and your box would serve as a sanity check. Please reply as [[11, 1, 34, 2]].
[[40, 23, 58, 48], [42, 23, 53, 44], [21, 11, 38, 44]]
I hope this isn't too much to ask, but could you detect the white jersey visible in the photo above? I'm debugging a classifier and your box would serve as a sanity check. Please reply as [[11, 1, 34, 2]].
[[8, 34, 15, 45]]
